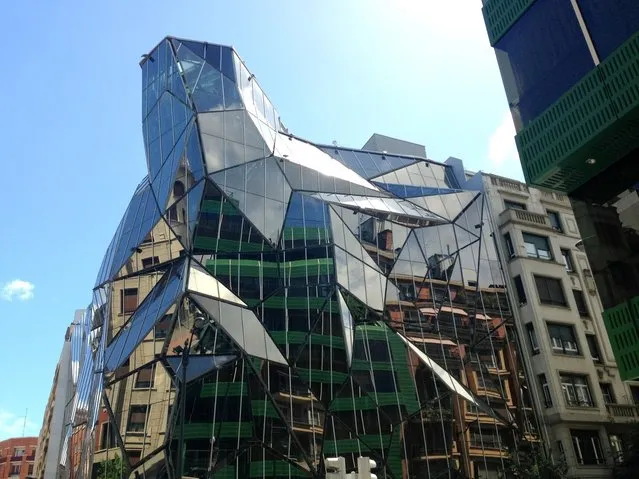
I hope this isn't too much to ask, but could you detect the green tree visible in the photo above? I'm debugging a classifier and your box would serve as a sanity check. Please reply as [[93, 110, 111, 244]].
[[94, 455, 125, 479], [613, 422, 639, 479], [505, 447, 568, 479]]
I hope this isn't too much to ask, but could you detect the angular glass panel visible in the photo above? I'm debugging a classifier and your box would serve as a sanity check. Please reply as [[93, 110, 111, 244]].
[[104, 259, 186, 371], [197, 111, 224, 139], [191, 293, 287, 365], [205, 43, 221, 70], [320, 147, 419, 180], [275, 135, 379, 193], [337, 290, 355, 367], [95, 178, 162, 287], [211, 159, 291, 247], [314, 193, 444, 227], [175, 43, 204, 94], [220, 46, 236, 82], [186, 261, 246, 306], [223, 74, 243, 109], [165, 355, 237, 383], [192, 61, 224, 112], [373, 182, 462, 198], [396, 332, 508, 424], [179, 39, 205, 59], [373, 161, 445, 189]]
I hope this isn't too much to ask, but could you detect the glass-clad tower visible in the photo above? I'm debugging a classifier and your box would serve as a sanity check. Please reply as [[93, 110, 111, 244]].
[[482, 1, 639, 379], [62, 37, 539, 478]]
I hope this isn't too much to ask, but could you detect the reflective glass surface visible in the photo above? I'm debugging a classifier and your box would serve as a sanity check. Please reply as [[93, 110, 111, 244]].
[[578, 0, 639, 61], [72, 36, 540, 479]]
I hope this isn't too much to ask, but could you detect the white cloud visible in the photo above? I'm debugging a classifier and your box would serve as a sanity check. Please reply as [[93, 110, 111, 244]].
[[1, 279, 35, 301], [488, 112, 519, 169], [0, 408, 38, 440]]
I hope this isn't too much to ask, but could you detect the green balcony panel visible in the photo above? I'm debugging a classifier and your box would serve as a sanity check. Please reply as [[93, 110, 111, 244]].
[[517, 30, 639, 194], [183, 421, 253, 439], [603, 295, 639, 381], [250, 461, 310, 477], [201, 382, 248, 397]]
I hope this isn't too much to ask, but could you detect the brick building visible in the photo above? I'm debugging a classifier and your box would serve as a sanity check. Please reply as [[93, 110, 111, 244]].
[[0, 437, 37, 479]]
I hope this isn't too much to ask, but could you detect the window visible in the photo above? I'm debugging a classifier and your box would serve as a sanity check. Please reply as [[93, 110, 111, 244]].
[[586, 335, 601, 363], [548, 323, 579, 355], [10, 465, 19, 475], [127, 405, 148, 433], [571, 430, 603, 465], [28, 464, 33, 475], [600, 383, 615, 404], [141, 256, 160, 269], [534, 276, 567, 306], [561, 375, 594, 407], [539, 374, 552, 407], [610, 434, 624, 464], [13, 447, 24, 457], [631, 385, 639, 405], [173, 180, 185, 198], [504, 233, 515, 258], [561, 249, 573, 272], [572, 290, 589, 317], [513, 275, 527, 305], [523, 233, 552, 260], [556, 440, 565, 460], [526, 323, 539, 354], [505, 200, 527, 210], [120, 288, 138, 314], [100, 422, 116, 450], [134, 364, 155, 389], [548, 211, 563, 232], [154, 315, 172, 340], [127, 450, 142, 466], [142, 233, 153, 244]]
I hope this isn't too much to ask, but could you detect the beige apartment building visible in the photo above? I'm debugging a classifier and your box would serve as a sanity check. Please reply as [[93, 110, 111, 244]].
[[478, 172, 639, 478]]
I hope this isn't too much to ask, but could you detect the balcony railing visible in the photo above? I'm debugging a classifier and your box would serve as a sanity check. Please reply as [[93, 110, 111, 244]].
[[541, 189, 569, 205], [490, 176, 528, 193], [499, 208, 551, 228], [607, 403, 639, 418]]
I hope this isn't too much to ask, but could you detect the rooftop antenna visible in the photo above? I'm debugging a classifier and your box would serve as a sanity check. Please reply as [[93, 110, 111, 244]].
[[22, 409, 27, 437], [332, 140, 338, 147]]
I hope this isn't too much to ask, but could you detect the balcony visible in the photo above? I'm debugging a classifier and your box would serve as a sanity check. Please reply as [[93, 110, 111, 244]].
[[540, 189, 569, 206], [606, 403, 639, 420], [490, 175, 529, 194], [498, 208, 551, 229]]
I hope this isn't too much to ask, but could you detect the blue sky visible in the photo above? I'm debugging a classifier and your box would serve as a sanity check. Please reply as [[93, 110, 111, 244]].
[[0, 0, 521, 440]]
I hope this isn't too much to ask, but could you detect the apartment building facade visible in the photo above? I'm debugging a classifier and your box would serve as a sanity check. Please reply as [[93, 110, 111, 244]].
[[0, 438, 37, 479], [469, 171, 639, 477]]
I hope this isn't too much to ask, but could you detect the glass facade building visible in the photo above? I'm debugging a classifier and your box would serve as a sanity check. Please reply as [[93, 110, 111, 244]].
[[61, 37, 540, 478], [483, 0, 639, 380]]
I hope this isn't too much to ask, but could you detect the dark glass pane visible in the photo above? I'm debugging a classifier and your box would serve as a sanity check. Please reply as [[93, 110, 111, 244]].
[[578, 0, 639, 60], [494, 0, 595, 126]]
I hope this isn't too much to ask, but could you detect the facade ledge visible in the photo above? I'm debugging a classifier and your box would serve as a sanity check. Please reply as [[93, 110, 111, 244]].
[[498, 207, 553, 230]]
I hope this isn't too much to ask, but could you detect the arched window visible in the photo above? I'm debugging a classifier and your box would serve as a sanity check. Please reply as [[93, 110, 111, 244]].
[[173, 180, 185, 198]]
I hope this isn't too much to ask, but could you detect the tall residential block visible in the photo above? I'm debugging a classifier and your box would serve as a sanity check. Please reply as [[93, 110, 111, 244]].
[[463, 167, 639, 477], [54, 37, 543, 478], [481, 0, 639, 380]]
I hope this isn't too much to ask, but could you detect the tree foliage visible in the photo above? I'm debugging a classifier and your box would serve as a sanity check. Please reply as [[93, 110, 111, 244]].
[[505, 447, 568, 479], [94, 455, 125, 479]]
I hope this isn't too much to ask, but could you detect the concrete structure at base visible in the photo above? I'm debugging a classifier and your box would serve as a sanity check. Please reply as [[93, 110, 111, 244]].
[[0, 437, 37, 479], [481, 0, 639, 381]]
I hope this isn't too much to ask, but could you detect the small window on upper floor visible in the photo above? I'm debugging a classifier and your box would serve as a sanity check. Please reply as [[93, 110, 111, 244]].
[[526, 323, 539, 354], [523, 233, 552, 260], [504, 233, 515, 258], [141, 256, 160, 269], [573, 290, 590, 317], [548, 323, 579, 355], [173, 180, 185, 198], [561, 249, 574, 272], [586, 335, 601, 363], [505, 200, 527, 211], [513, 275, 527, 305], [548, 211, 563, 233]]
